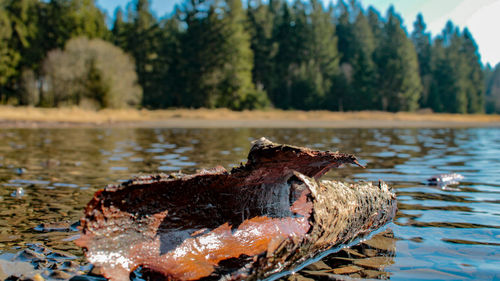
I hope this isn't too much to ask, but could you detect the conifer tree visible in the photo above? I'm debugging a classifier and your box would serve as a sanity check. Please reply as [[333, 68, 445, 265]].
[[335, 0, 352, 64], [348, 9, 377, 110], [461, 28, 484, 113], [485, 63, 500, 113], [411, 13, 432, 108], [215, 0, 264, 109], [179, 0, 267, 109], [367, 7, 383, 42], [270, 1, 294, 108], [376, 7, 421, 111], [4, 0, 40, 70], [125, 0, 162, 107], [40, 0, 107, 52], [247, 0, 278, 94], [429, 22, 468, 113], [298, 0, 339, 109], [154, 14, 181, 108], [111, 7, 128, 49], [0, 3, 18, 101]]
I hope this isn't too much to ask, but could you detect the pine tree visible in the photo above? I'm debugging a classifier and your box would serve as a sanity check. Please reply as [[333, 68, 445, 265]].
[[0, 3, 19, 102], [298, 0, 339, 109], [215, 0, 262, 109], [4, 0, 41, 70], [178, 0, 267, 109], [125, 0, 162, 108], [155, 14, 181, 108], [111, 7, 128, 49], [335, 0, 352, 64], [348, 9, 377, 110], [247, 0, 278, 95], [367, 6, 383, 42], [411, 13, 432, 108], [461, 28, 484, 113], [271, 0, 339, 110], [68, 0, 108, 39], [485, 63, 500, 113], [40, 0, 107, 52], [429, 21, 468, 113], [376, 7, 421, 111], [271, 1, 294, 108]]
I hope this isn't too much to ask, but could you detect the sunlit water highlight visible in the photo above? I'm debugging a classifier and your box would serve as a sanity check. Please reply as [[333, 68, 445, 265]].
[[0, 128, 499, 280]]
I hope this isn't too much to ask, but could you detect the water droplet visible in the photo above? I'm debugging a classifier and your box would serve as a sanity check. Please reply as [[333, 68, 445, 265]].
[[11, 187, 25, 198]]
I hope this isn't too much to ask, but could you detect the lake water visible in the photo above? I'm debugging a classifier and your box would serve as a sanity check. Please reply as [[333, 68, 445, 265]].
[[0, 127, 499, 280]]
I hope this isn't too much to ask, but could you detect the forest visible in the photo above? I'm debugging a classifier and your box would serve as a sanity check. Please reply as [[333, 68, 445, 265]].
[[1, 0, 500, 113]]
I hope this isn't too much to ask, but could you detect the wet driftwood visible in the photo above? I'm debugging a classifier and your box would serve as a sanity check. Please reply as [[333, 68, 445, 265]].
[[76, 138, 397, 281]]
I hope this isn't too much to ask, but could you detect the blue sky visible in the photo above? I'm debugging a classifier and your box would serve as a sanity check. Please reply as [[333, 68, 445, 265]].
[[96, 0, 500, 66]]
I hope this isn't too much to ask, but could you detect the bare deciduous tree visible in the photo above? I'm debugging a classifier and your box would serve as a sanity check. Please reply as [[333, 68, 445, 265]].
[[42, 37, 142, 108]]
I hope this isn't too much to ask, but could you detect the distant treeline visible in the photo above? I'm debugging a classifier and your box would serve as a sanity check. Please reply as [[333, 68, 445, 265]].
[[0, 0, 499, 113]]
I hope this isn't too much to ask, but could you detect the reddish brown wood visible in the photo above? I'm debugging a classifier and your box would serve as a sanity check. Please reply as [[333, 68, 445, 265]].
[[76, 138, 396, 281]]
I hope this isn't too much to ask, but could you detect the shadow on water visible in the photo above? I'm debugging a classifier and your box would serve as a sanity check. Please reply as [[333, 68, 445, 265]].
[[0, 128, 499, 280]]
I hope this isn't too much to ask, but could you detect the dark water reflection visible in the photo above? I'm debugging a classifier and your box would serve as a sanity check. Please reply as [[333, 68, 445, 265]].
[[0, 128, 499, 280]]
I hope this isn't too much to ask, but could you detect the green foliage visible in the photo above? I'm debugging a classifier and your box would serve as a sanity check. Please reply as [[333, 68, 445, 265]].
[[461, 28, 484, 113], [121, 0, 162, 107], [428, 22, 484, 113], [0, 4, 18, 87], [347, 10, 377, 110], [247, 0, 278, 94], [269, 0, 338, 110], [0, 0, 492, 113], [411, 13, 432, 108], [485, 64, 500, 113], [175, 0, 268, 110], [40, 0, 108, 52], [376, 7, 421, 112], [41, 37, 142, 108]]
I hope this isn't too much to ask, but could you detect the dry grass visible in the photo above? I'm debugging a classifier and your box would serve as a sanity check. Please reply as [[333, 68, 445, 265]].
[[1, 106, 499, 127]]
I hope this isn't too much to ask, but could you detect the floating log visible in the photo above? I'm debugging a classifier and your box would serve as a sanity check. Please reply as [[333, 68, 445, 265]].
[[76, 138, 397, 281]]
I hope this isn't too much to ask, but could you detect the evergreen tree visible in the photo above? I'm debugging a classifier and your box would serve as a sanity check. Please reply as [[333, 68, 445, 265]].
[[68, 0, 108, 39], [0, 0, 40, 103], [215, 0, 263, 109], [124, 0, 163, 108], [411, 13, 432, 108], [376, 7, 421, 111], [40, 0, 107, 52], [461, 28, 484, 113], [177, 0, 221, 107], [4, 0, 40, 70], [178, 0, 267, 109], [367, 6, 383, 41], [271, 1, 294, 108], [271, 0, 339, 110], [111, 7, 128, 49], [347, 9, 377, 110], [297, 0, 339, 109], [485, 63, 500, 113], [330, 0, 359, 111], [154, 14, 181, 108], [429, 22, 468, 113], [335, 0, 352, 64], [247, 0, 278, 94], [0, 3, 18, 95]]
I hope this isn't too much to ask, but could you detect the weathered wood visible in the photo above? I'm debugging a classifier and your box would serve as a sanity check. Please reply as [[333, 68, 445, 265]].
[[76, 138, 396, 281]]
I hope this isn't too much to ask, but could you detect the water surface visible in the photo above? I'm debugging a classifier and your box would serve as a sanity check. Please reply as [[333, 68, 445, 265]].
[[0, 128, 499, 280]]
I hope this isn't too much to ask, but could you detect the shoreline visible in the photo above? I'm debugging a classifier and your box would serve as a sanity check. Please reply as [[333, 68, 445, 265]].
[[1, 106, 499, 128]]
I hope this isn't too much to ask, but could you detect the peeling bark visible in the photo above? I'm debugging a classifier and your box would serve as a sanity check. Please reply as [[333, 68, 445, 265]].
[[76, 137, 397, 281]]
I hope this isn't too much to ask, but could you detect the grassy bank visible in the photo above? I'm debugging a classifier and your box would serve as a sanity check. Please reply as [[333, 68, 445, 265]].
[[1, 106, 499, 128]]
